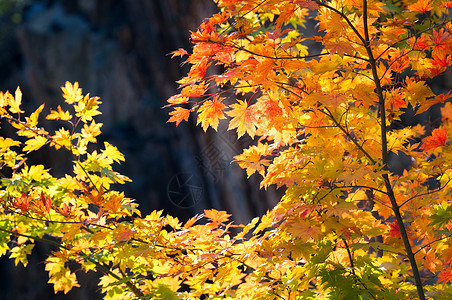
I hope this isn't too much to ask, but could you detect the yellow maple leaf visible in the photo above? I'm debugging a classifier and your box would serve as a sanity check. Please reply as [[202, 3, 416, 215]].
[[23, 135, 47, 152], [75, 94, 101, 122], [7, 87, 24, 114], [234, 143, 270, 177], [46, 105, 72, 121], [26, 104, 44, 127], [81, 120, 103, 143], [226, 100, 258, 138], [101, 142, 125, 163], [61, 81, 83, 104], [0, 137, 20, 150], [309, 55, 343, 75], [404, 79, 435, 107], [51, 128, 72, 150]]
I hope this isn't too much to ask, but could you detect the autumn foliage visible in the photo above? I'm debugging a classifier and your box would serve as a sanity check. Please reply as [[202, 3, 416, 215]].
[[2, 0, 452, 299]]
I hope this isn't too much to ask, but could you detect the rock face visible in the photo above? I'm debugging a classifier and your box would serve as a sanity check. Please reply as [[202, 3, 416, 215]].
[[0, 0, 280, 298]]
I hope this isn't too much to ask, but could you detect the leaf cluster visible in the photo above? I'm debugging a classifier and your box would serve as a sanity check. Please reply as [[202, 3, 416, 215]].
[[2, 0, 452, 299]]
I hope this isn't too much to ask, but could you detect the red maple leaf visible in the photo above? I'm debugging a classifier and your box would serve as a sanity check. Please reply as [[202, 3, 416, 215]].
[[438, 267, 452, 284], [14, 193, 31, 212], [421, 126, 449, 151]]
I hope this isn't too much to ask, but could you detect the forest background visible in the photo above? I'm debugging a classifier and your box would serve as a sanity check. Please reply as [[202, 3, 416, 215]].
[[0, 0, 277, 298]]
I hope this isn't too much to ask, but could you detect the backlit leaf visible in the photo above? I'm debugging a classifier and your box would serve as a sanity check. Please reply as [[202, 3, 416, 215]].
[[226, 100, 259, 138], [197, 95, 226, 131]]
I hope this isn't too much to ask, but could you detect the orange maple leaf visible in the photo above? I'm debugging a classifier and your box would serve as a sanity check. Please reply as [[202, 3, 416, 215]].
[[441, 102, 452, 122], [56, 203, 74, 217], [114, 228, 136, 242], [407, 0, 433, 12], [294, 0, 319, 11], [204, 209, 231, 224], [170, 48, 188, 58], [197, 96, 226, 131], [288, 219, 321, 243], [416, 91, 452, 115], [420, 126, 449, 151], [168, 107, 191, 126]]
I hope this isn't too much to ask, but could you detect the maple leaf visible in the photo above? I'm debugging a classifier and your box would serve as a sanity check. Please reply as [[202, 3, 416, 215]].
[[431, 28, 452, 58], [61, 81, 83, 104], [234, 143, 270, 177], [114, 228, 136, 242], [101, 142, 125, 163], [179, 82, 208, 97], [197, 96, 226, 131], [170, 48, 188, 58], [309, 55, 343, 75], [103, 192, 125, 213], [13, 192, 31, 212], [46, 257, 80, 294], [36, 191, 52, 215], [386, 89, 407, 110], [412, 35, 429, 51], [26, 104, 45, 127], [204, 209, 231, 224], [20, 164, 51, 182], [0, 137, 20, 150], [288, 219, 321, 243], [56, 203, 74, 217], [51, 128, 72, 150], [325, 40, 355, 57], [404, 79, 435, 107], [438, 267, 452, 284], [75, 94, 101, 122], [294, 0, 319, 11], [226, 100, 259, 138], [431, 54, 452, 70], [167, 107, 191, 126], [420, 126, 449, 152], [46, 105, 72, 121], [442, 102, 452, 122], [6, 87, 25, 114], [186, 59, 210, 83], [166, 215, 181, 230], [81, 121, 103, 143], [407, 0, 433, 12], [23, 135, 47, 152], [416, 92, 451, 115], [166, 95, 189, 106]]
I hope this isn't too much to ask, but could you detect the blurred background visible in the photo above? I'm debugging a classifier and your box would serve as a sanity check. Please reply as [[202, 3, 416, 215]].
[[0, 0, 281, 298]]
